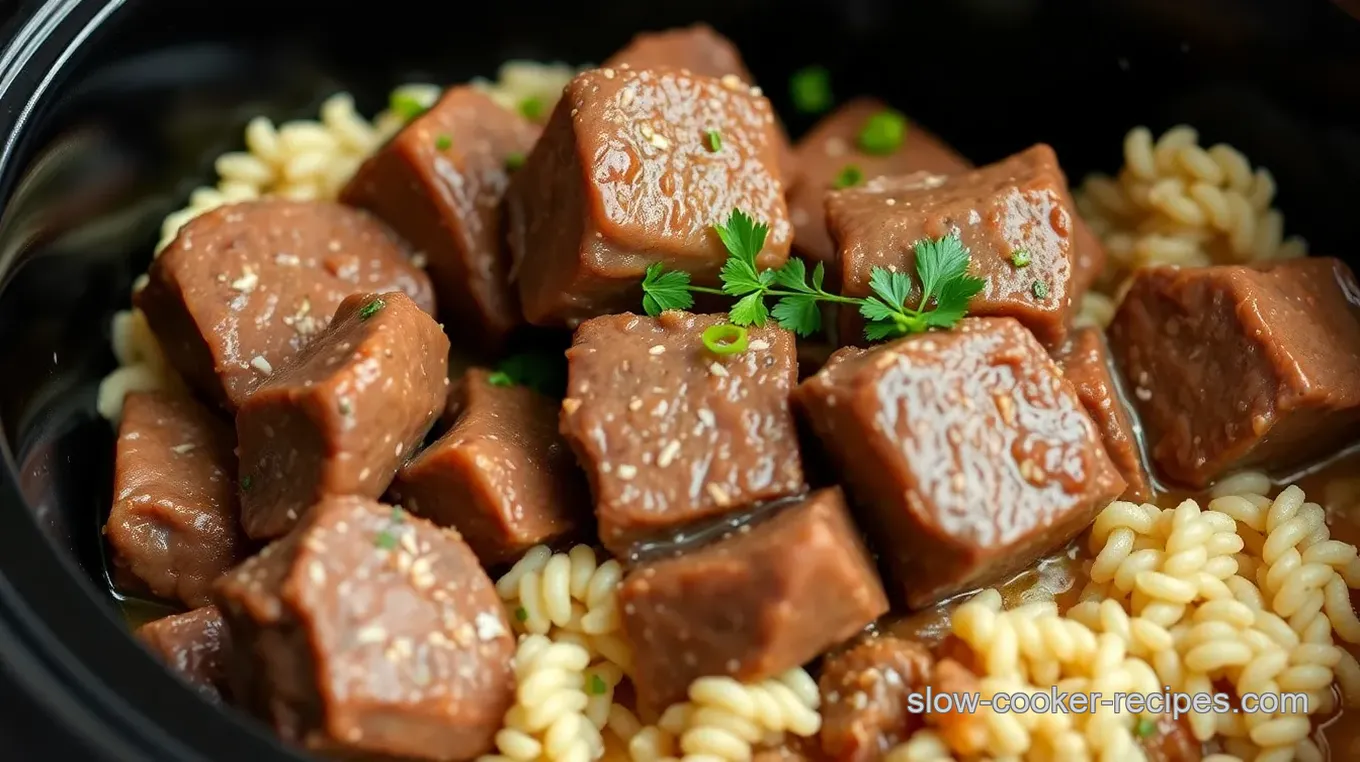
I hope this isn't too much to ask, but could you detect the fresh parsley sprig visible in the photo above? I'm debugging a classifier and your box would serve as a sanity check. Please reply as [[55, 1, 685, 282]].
[[639, 209, 985, 343]]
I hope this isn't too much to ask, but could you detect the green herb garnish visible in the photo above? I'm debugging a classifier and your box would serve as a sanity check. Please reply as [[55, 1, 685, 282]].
[[358, 298, 385, 320], [1011, 249, 1031, 268], [435, 134, 452, 150], [639, 209, 985, 342], [390, 506, 405, 522], [589, 674, 608, 695], [486, 352, 567, 397], [505, 152, 526, 171], [390, 92, 430, 121], [514, 607, 528, 622], [240, 475, 253, 491], [704, 129, 722, 152], [374, 531, 397, 550], [338, 400, 352, 415], [834, 165, 864, 189], [1032, 280, 1049, 299], [701, 324, 749, 355], [789, 65, 833, 114], [1135, 718, 1157, 738], [518, 96, 544, 121], [858, 109, 908, 155]]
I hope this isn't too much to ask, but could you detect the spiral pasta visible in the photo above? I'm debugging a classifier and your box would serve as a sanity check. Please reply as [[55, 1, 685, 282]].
[[1075, 125, 1306, 296], [479, 634, 604, 762]]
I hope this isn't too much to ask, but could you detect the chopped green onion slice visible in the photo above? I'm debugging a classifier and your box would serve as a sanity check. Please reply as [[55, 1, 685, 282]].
[[390, 93, 430, 121], [505, 152, 526, 171], [1011, 249, 1031, 268], [858, 109, 908, 155], [789, 65, 833, 114], [519, 96, 545, 121], [435, 134, 452, 150], [358, 298, 385, 320], [834, 165, 864, 189], [487, 371, 514, 387], [240, 475, 253, 491], [514, 606, 528, 622], [1032, 280, 1050, 299], [374, 531, 397, 550], [701, 323, 749, 355], [1135, 718, 1156, 738], [705, 129, 722, 152], [589, 674, 607, 694]]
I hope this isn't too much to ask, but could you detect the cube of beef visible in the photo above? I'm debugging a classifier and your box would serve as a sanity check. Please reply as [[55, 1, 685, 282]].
[[819, 634, 935, 762], [1070, 213, 1107, 303], [827, 144, 1079, 347], [1109, 258, 1360, 487], [794, 318, 1125, 608], [237, 291, 449, 540], [603, 23, 798, 184], [214, 496, 514, 760], [341, 86, 539, 351], [1052, 327, 1154, 502], [561, 312, 804, 554], [789, 98, 971, 276], [389, 368, 591, 566], [136, 199, 434, 412], [505, 67, 792, 327], [620, 488, 887, 711], [135, 605, 231, 704], [105, 390, 246, 608]]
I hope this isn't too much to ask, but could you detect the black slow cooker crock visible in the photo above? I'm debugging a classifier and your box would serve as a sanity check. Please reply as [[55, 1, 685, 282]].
[[2, 0, 1360, 759]]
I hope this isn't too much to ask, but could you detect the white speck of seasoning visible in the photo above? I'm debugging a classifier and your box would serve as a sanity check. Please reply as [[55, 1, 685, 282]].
[[697, 409, 716, 428], [275, 253, 300, 266], [356, 624, 387, 644], [359, 467, 371, 481], [648, 344, 666, 355], [708, 362, 729, 378], [617, 464, 638, 480], [474, 611, 506, 641], [748, 339, 769, 351], [410, 252, 428, 269], [170, 443, 195, 455], [657, 440, 681, 468], [706, 483, 731, 506], [562, 398, 581, 415], [720, 74, 742, 90], [628, 398, 643, 411], [250, 356, 273, 374], [308, 561, 326, 584], [649, 132, 670, 150], [230, 266, 259, 292]]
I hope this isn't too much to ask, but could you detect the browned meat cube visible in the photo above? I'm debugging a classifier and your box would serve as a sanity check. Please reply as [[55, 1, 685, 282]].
[[389, 368, 590, 566], [1109, 258, 1360, 487], [789, 98, 971, 276], [794, 318, 1125, 608], [136, 199, 434, 412], [237, 291, 449, 540], [562, 312, 804, 554], [105, 390, 246, 608], [620, 488, 887, 711], [214, 495, 514, 760], [1070, 213, 1107, 302], [819, 635, 935, 762], [828, 144, 1079, 347], [1139, 715, 1203, 762], [135, 605, 231, 704], [505, 67, 792, 327], [603, 23, 798, 185], [1052, 327, 1153, 503], [341, 86, 538, 351]]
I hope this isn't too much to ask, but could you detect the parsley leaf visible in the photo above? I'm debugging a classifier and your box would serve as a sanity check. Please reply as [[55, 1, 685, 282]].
[[641, 262, 695, 316], [790, 66, 833, 114], [637, 208, 984, 348], [834, 165, 864, 189], [858, 109, 908, 154]]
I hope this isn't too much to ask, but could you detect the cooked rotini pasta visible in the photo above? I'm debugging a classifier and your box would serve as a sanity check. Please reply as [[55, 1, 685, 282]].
[[1075, 125, 1307, 293], [479, 634, 604, 762]]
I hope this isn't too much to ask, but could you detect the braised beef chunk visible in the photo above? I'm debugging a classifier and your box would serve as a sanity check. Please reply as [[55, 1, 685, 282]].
[[105, 390, 246, 608], [602, 24, 798, 185], [341, 86, 538, 350], [1109, 258, 1360, 487], [620, 488, 887, 711], [828, 144, 1078, 347], [819, 635, 934, 762], [1052, 327, 1153, 502], [505, 67, 792, 327], [794, 318, 1125, 608], [135, 200, 435, 412], [789, 98, 971, 274], [1070, 214, 1107, 303], [135, 605, 231, 704], [562, 312, 804, 554], [214, 496, 515, 760], [389, 368, 590, 566], [237, 291, 449, 540]]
